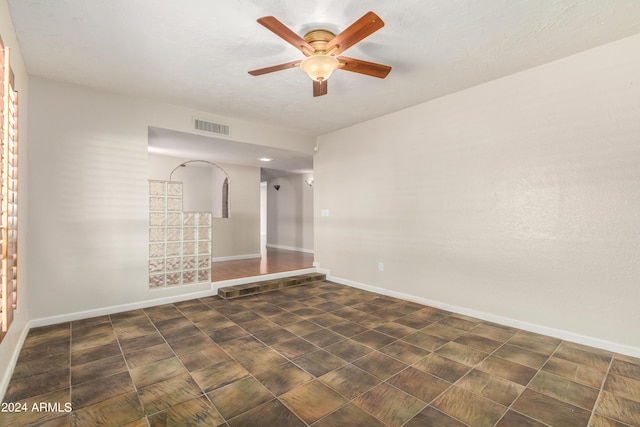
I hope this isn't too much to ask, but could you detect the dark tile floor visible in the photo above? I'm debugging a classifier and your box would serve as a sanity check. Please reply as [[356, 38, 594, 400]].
[[2, 281, 640, 426]]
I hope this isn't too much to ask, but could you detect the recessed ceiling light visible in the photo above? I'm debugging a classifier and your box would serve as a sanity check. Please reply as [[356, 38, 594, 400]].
[[258, 157, 273, 162]]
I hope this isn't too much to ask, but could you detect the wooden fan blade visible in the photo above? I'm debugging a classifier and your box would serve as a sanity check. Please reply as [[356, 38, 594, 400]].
[[313, 80, 328, 97], [337, 56, 391, 78], [257, 16, 315, 54], [248, 60, 300, 76], [325, 11, 384, 56]]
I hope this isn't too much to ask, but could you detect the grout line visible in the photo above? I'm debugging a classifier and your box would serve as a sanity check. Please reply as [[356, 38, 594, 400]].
[[174, 300, 264, 425], [483, 330, 559, 427], [586, 354, 615, 427], [210, 286, 331, 426], [67, 321, 73, 423]]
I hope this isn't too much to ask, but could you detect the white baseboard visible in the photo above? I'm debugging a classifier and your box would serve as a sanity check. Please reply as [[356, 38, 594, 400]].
[[29, 267, 322, 328], [327, 274, 640, 359], [29, 289, 214, 328], [266, 244, 314, 254], [211, 253, 261, 262]]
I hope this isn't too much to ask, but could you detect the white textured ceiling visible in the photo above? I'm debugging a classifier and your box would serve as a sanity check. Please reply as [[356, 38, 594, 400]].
[[8, 0, 640, 175], [9, 0, 640, 136]]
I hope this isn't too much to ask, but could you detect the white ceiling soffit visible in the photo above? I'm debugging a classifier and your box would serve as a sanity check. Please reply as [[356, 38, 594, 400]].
[[8, 0, 640, 136], [147, 126, 313, 178]]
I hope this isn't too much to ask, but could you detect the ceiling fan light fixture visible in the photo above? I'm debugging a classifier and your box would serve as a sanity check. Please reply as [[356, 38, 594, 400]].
[[300, 54, 339, 82], [249, 13, 390, 96]]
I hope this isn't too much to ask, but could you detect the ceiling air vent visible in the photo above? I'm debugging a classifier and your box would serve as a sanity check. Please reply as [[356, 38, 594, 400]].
[[194, 118, 230, 136]]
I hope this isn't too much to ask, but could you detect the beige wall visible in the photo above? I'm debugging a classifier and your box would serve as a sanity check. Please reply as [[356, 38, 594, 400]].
[[209, 163, 260, 259], [25, 77, 314, 323], [315, 34, 640, 353], [266, 173, 314, 252]]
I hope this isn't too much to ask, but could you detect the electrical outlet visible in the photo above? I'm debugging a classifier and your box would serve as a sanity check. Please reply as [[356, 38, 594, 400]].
[[378, 262, 384, 272]]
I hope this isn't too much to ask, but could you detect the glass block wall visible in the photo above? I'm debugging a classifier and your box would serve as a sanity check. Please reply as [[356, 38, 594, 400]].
[[149, 180, 212, 288]]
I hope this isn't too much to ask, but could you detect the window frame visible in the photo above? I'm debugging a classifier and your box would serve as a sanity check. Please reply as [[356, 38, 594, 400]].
[[0, 35, 19, 342]]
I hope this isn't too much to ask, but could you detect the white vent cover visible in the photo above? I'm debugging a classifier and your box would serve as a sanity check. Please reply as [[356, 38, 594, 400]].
[[194, 118, 230, 136]]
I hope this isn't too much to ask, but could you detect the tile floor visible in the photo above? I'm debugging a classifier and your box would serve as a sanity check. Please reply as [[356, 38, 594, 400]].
[[2, 281, 640, 426]]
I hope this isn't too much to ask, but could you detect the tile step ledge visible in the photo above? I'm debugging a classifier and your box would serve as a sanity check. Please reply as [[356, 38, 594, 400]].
[[217, 272, 326, 299]]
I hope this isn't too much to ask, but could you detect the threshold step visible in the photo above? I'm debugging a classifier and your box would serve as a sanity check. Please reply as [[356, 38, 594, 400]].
[[218, 272, 326, 299]]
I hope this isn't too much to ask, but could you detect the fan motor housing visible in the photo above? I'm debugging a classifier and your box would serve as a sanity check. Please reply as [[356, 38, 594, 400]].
[[303, 29, 336, 52]]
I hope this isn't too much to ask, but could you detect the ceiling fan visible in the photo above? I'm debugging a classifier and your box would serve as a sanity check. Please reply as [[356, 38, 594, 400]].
[[248, 11, 392, 97]]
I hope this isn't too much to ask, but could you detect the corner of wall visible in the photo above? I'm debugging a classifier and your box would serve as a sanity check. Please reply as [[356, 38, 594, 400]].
[[0, 318, 30, 402]]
